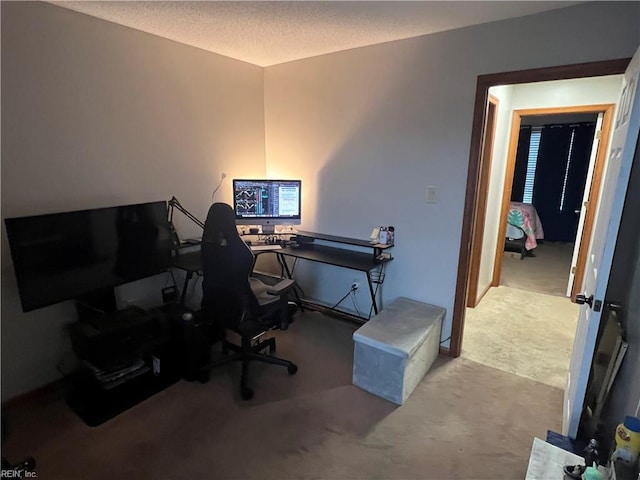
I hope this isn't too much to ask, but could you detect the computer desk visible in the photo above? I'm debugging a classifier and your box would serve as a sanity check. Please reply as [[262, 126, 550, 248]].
[[168, 246, 283, 306], [169, 232, 394, 321], [169, 249, 203, 306], [275, 232, 393, 321]]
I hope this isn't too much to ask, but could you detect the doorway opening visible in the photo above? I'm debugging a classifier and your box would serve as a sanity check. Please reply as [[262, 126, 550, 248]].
[[461, 98, 618, 389], [493, 105, 614, 301], [499, 112, 600, 298], [449, 58, 631, 360]]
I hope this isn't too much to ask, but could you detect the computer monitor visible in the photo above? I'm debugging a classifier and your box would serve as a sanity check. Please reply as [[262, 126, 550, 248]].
[[233, 179, 301, 233]]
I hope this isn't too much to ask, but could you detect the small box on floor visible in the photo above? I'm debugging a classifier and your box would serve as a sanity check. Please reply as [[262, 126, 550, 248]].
[[352, 297, 445, 405]]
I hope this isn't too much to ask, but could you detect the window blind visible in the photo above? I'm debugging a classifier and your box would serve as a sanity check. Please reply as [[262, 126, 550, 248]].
[[523, 127, 542, 204]]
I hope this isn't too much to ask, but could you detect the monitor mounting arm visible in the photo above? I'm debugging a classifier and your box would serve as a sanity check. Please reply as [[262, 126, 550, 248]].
[[168, 197, 204, 249]]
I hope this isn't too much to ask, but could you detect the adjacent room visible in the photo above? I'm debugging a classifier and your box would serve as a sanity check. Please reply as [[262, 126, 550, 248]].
[[462, 76, 623, 389], [2, 1, 639, 478]]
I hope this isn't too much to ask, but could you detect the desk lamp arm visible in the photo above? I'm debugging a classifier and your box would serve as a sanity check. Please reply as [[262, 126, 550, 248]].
[[168, 196, 205, 231]]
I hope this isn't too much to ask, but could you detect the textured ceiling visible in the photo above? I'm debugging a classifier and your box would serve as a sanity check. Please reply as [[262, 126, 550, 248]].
[[47, 1, 583, 67]]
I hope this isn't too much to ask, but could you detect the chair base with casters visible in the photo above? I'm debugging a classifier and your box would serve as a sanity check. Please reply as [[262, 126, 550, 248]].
[[201, 329, 298, 400], [505, 222, 529, 260], [199, 278, 299, 400]]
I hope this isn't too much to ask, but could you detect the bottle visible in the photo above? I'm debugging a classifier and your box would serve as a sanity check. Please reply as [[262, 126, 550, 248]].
[[379, 227, 388, 245], [611, 416, 640, 466]]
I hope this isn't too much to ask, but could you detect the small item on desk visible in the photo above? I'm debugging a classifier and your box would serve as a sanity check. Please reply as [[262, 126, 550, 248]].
[[370, 227, 380, 243], [249, 227, 259, 234], [376, 226, 395, 245], [369, 226, 394, 245]]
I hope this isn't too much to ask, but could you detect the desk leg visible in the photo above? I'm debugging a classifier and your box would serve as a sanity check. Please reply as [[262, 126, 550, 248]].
[[180, 271, 194, 306], [277, 253, 304, 311], [366, 272, 378, 316]]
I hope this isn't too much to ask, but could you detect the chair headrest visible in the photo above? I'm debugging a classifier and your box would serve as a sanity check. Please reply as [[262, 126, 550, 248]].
[[203, 202, 237, 242]]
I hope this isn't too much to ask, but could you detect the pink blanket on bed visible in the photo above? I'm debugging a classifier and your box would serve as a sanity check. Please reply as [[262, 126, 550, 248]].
[[508, 202, 545, 250]]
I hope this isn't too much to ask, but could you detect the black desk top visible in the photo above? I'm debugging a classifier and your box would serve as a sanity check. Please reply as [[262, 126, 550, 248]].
[[169, 250, 202, 273], [279, 244, 390, 272], [169, 243, 390, 274]]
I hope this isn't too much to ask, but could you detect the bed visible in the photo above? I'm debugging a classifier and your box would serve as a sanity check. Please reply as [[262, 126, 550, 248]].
[[506, 202, 545, 254]]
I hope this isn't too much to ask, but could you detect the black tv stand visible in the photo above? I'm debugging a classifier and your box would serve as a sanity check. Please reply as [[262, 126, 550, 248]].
[[66, 306, 180, 426]]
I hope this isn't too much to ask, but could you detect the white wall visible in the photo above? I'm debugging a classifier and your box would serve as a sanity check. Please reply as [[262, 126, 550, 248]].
[[475, 75, 624, 303], [476, 85, 515, 299], [263, 2, 640, 342], [1, 2, 266, 400]]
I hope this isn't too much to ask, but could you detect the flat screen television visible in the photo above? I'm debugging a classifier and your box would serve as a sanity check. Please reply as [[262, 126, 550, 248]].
[[4, 201, 173, 312], [232, 179, 301, 231]]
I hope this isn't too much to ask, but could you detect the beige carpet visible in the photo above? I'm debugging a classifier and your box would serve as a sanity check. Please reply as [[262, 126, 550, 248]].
[[2, 311, 564, 480], [463, 286, 578, 389], [500, 242, 575, 297]]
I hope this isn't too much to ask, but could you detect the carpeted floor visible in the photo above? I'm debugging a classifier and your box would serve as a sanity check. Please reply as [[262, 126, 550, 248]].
[[1, 311, 563, 479], [463, 286, 578, 389], [500, 242, 575, 297]]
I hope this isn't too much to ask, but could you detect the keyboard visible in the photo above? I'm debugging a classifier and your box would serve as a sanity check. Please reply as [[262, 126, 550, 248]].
[[250, 244, 282, 251]]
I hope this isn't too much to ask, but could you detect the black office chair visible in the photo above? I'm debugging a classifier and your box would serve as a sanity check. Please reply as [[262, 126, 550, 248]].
[[199, 203, 298, 400], [505, 221, 528, 260]]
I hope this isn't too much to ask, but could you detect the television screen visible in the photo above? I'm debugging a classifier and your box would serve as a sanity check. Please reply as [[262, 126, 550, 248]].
[[232, 179, 301, 226], [4, 201, 173, 312]]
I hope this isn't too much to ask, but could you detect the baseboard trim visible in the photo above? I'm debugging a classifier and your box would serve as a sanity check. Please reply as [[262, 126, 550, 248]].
[[475, 283, 492, 306], [439, 346, 452, 356], [2, 379, 66, 410]]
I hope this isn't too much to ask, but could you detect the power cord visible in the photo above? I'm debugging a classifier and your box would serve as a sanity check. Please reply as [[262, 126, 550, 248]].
[[350, 289, 363, 318], [211, 172, 227, 202], [326, 289, 353, 313]]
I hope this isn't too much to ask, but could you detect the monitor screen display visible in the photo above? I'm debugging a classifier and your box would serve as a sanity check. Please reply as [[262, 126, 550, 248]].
[[4, 201, 173, 312], [233, 179, 301, 226]]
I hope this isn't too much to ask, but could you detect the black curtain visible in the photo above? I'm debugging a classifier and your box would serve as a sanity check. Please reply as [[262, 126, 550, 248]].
[[511, 126, 531, 202], [533, 122, 596, 242]]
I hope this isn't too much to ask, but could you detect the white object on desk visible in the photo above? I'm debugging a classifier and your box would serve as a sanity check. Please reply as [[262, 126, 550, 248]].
[[369, 227, 380, 243], [250, 244, 282, 251], [525, 437, 584, 479]]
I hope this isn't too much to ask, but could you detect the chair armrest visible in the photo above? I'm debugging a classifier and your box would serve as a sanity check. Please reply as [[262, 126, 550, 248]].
[[266, 279, 295, 296]]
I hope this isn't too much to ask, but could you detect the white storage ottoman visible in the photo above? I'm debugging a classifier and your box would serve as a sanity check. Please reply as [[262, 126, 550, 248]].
[[352, 297, 445, 405]]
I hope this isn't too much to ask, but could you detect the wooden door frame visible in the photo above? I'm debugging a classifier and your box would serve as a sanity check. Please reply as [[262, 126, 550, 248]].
[[466, 94, 499, 307], [491, 104, 615, 293], [448, 58, 630, 358]]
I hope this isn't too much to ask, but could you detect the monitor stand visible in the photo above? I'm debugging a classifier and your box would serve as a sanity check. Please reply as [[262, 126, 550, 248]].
[[262, 225, 275, 234]]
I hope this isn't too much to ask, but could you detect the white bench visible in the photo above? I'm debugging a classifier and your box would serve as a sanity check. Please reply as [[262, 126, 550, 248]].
[[352, 297, 445, 405]]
